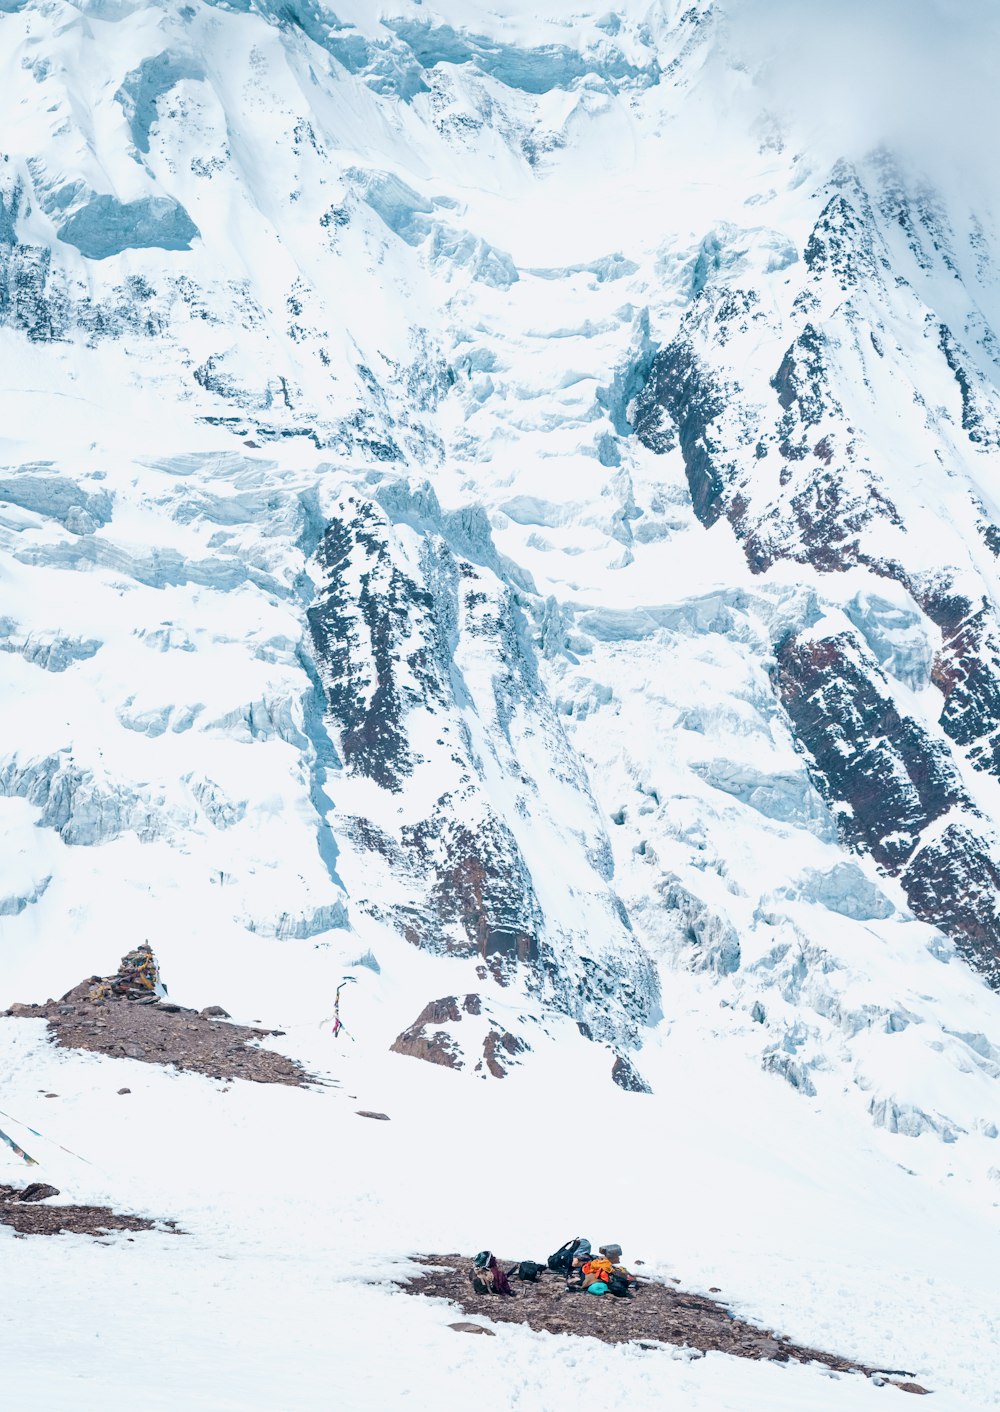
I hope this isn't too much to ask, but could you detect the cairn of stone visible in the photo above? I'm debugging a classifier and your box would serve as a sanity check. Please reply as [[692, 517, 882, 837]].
[[89, 943, 161, 1003]]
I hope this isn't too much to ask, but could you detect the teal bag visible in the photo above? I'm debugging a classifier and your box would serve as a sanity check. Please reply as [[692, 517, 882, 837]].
[[587, 1281, 608, 1296]]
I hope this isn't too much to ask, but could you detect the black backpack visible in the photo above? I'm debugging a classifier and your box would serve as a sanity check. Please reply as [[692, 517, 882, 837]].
[[547, 1238, 583, 1277], [607, 1270, 633, 1298], [514, 1260, 545, 1283]]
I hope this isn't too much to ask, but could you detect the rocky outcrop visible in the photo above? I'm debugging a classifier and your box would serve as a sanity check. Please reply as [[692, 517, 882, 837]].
[[632, 336, 727, 522], [390, 996, 468, 1069], [917, 580, 1000, 778], [632, 159, 1000, 989], [773, 628, 1000, 984], [308, 492, 658, 1048], [389, 993, 530, 1078], [611, 1053, 651, 1093]]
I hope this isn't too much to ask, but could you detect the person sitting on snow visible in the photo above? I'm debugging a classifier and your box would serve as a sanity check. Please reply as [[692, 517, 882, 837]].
[[564, 1239, 593, 1289]]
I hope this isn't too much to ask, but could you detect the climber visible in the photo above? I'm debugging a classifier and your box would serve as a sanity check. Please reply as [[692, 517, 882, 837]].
[[563, 1238, 593, 1289], [469, 1251, 515, 1297]]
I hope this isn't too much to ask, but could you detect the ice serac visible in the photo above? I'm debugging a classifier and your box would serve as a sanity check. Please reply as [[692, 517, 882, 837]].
[[307, 491, 658, 1053], [58, 195, 199, 260]]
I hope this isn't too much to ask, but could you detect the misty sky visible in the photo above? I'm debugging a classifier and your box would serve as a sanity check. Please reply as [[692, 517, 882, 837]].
[[724, 0, 1000, 200]]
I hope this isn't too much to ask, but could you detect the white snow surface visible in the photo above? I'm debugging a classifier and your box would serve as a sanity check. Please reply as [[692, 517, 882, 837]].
[[1, 1, 999, 1408]]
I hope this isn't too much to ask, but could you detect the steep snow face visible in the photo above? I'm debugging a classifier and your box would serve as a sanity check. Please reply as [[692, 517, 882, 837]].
[[306, 488, 658, 1052], [632, 150, 1000, 986], [1, 0, 1000, 1343]]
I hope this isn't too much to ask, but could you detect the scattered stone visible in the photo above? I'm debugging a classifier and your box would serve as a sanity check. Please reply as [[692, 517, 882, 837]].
[[200, 1006, 231, 1019], [449, 1322, 495, 1336], [0, 1183, 174, 1237], [4, 981, 310, 1087], [117, 1088, 131, 1095], [709, 1286, 721, 1293], [892, 1383, 930, 1396], [7, 1183, 60, 1203], [356, 1111, 390, 1121], [394, 1255, 904, 1385]]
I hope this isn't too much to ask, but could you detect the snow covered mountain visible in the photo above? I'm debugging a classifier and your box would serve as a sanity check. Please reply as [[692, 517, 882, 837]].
[[2, 3, 1000, 1408]]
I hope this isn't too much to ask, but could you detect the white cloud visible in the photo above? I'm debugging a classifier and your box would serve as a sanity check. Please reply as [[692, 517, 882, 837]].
[[725, 0, 1000, 201]]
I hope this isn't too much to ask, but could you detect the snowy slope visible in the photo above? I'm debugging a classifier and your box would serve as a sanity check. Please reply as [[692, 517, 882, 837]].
[[2, 2, 1000, 1409]]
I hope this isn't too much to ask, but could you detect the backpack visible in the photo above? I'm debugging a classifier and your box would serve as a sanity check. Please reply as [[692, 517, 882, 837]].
[[547, 1238, 584, 1277], [515, 1261, 545, 1283], [587, 1281, 609, 1296], [473, 1250, 493, 1270], [607, 1269, 634, 1298]]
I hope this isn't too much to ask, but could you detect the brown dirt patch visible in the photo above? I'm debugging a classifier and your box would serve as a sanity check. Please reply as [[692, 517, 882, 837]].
[[5, 981, 309, 1087], [396, 1256, 927, 1392], [0, 1183, 178, 1238]]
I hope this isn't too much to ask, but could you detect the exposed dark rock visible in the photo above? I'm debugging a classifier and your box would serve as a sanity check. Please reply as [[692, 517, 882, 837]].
[[0, 1183, 176, 1237], [307, 493, 656, 1047], [611, 1054, 652, 1093], [633, 337, 727, 524], [773, 629, 1000, 985], [480, 1027, 528, 1079], [900, 824, 1000, 983], [916, 582, 1000, 778], [771, 323, 833, 427], [413, 997, 462, 1025], [938, 324, 1000, 449], [633, 303, 900, 577], [399, 806, 540, 961], [389, 1021, 463, 1070], [307, 500, 434, 791], [626, 168, 1000, 995], [356, 1110, 390, 1121], [773, 631, 967, 869], [6, 1182, 60, 1203], [389, 994, 531, 1077], [803, 190, 881, 288]]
